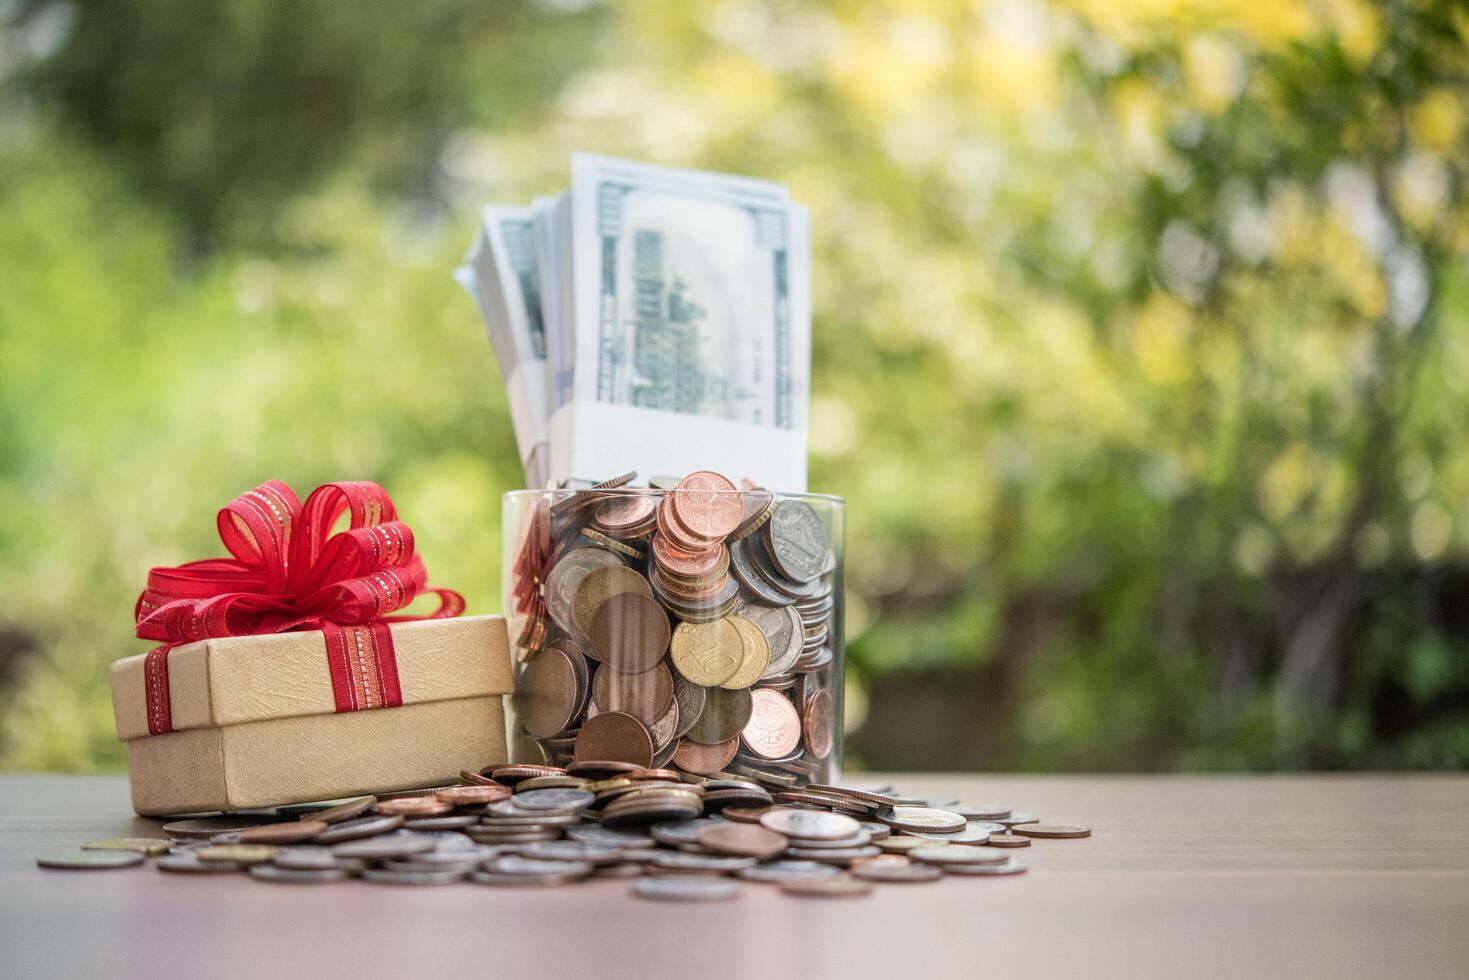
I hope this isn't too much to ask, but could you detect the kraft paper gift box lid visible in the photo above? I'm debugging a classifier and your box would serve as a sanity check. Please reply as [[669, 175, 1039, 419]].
[[110, 615, 512, 741]]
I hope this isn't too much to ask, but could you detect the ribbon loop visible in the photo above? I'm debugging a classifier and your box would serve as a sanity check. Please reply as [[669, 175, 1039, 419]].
[[134, 480, 464, 734]]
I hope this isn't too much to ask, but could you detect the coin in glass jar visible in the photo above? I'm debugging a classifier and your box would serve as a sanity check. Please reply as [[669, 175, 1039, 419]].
[[573, 710, 654, 767], [684, 687, 753, 745], [741, 689, 802, 760], [670, 619, 744, 687], [589, 591, 670, 673]]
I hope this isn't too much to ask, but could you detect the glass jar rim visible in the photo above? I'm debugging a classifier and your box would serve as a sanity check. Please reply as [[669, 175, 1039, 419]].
[[503, 488, 846, 504]]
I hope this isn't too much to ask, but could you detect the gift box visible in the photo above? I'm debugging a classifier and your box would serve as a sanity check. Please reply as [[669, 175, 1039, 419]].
[[111, 615, 512, 815], [115, 479, 509, 815]]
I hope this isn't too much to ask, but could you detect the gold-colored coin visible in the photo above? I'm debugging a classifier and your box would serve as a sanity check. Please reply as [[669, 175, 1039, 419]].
[[196, 844, 278, 865], [82, 838, 172, 856], [571, 565, 653, 640], [671, 619, 744, 687], [515, 775, 591, 791], [875, 835, 932, 853], [720, 617, 771, 690]]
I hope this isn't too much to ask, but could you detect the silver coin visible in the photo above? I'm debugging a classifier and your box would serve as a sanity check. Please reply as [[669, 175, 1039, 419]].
[[156, 852, 240, 873], [943, 858, 1028, 876], [544, 548, 625, 636], [950, 803, 1013, 821], [782, 828, 872, 850], [785, 845, 883, 864], [649, 818, 724, 847], [759, 808, 860, 841], [733, 600, 804, 677], [411, 844, 500, 865], [385, 859, 483, 874], [248, 865, 348, 884], [271, 846, 344, 871], [314, 814, 405, 844], [593, 862, 644, 879], [162, 818, 264, 840], [632, 875, 741, 902], [360, 867, 467, 886], [903, 821, 1007, 844], [671, 676, 706, 740], [331, 830, 436, 860], [565, 824, 657, 849], [910, 844, 1011, 866], [851, 860, 943, 883], [997, 811, 1040, 827], [877, 806, 968, 832], [483, 855, 593, 879], [857, 821, 892, 841], [650, 852, 757, 874], [737, 860, 842, 883], [403, 815, 477, 831], [510, 788, 595, 812], [36, 850, 145, 870], [728, 541, 794, 607], [470, 870, 585, 887], [516, 840, 622, 865], [766, 501, 828, 582]]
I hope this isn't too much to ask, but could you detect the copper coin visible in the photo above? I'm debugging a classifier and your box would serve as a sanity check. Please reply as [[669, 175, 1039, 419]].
[[697, 823, 789, 861], [596, 494, 658, 531], [376, 798, 454, 817], [237, 821, 327, 845], [574, 711, 654, 767], [686, 687, 754, 745], [436, 785, 512, 806], [591, 661, 674, 729], [670, 471, 742, 540], [304, 797, 376, 826], [459, 770, 501, 787], [803, 688, 834, 759], [741, 690, 802, 760], [589, 592, 670, 673], [672, 737, 739, 775], [722, 804, 774, 824], [518, 643, 581, 739], [653, 534, 729, 579]]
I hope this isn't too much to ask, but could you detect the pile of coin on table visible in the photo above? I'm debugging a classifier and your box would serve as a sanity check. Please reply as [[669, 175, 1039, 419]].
[[37, 764, 1092, 898], [509, 470, 839, 784]]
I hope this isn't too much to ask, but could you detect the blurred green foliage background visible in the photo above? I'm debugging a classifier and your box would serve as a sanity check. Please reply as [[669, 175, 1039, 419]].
[[1, 0, 1466, 772]]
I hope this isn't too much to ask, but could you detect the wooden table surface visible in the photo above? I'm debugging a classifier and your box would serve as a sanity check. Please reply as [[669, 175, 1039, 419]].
[[1, 773, 1466, 979]]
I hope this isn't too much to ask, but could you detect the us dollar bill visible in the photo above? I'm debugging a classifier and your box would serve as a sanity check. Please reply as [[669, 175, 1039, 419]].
[[456, 205, 551, 488], [459, 155, 811, 491], [557, 154, 810, 489]]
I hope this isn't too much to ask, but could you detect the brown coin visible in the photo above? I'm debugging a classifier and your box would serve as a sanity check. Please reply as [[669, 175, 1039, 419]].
[[697, 823, 789, 861], [595, 493, 658, 531], [803, 688, 834, 759], [589, 592, 670, 673], [670, 472, 742, 540], [671, 737, 739, 775], [592, 661, 675, 728], [722, 804, 774, 824], [436, 785, 513, 805], [309, 797, 377, 824], [579, 527, 645, 560], [987, 833, 1031, 847], [237, 821, 327, 845], [1012, 823, 1092, 839], [685, 686, 753, 745], [572, 565, 653, 642], [653, 534, 729, 580], [375, 798, 454, 817], [518, 643, 581, 739], [574, 711, 654, 767], [741, 689, 802, 760]]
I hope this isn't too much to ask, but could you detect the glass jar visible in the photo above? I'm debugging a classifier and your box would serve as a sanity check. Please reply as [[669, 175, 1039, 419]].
[[502, 484, 845, 787]]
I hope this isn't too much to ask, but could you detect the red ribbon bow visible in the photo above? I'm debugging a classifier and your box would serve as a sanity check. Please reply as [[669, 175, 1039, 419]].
[[134, 480, 465, 735]]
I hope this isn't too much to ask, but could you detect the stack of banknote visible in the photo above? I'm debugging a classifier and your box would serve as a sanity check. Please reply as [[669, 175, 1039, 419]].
[[457, 155, 811, 491]]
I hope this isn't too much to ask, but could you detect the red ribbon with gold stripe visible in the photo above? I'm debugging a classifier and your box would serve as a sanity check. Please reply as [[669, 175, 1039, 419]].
[[134, 481, 464, 735]]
